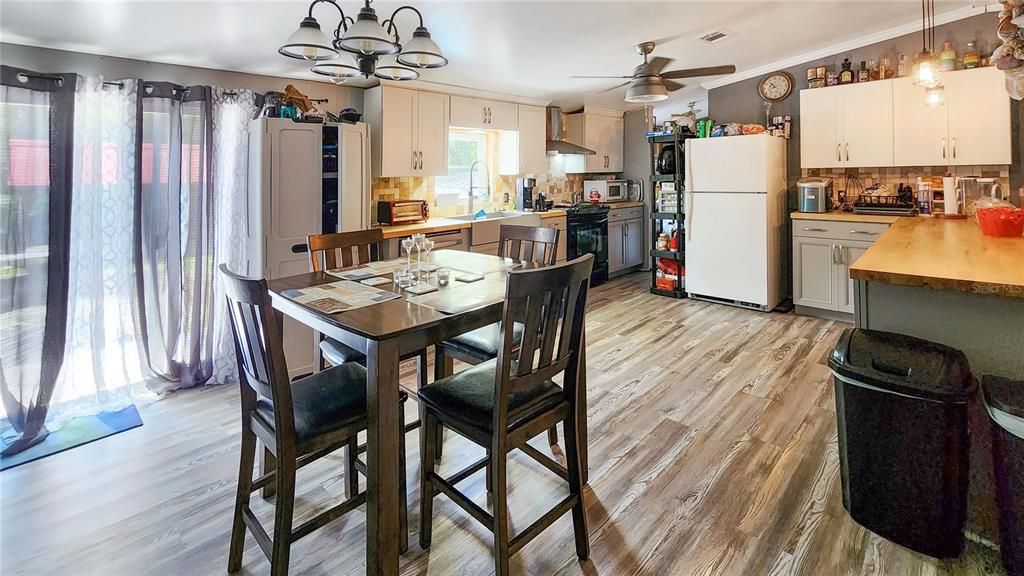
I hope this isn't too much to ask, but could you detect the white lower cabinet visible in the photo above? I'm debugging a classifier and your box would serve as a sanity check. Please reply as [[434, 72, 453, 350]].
[[542, 216, 568, 262], [793, 219, 888, 315]]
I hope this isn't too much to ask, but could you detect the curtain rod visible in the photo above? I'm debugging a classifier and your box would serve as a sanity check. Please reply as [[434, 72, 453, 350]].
[[18, 71, 245, 98]]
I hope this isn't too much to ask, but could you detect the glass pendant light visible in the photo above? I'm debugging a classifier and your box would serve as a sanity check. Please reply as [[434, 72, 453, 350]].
[[925, 84, 945, 107], [311, 56, 362, 84], [279, 16, 338, 61], [374, 58, 420, 81], [396, 26, 448, 68], [338, 2, 400, 56], [913, 0, 940, 88], [625, 77, 668, 103]]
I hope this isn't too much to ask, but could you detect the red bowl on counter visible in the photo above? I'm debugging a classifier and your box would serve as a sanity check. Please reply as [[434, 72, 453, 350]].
[[976, 207, 1024, 237]]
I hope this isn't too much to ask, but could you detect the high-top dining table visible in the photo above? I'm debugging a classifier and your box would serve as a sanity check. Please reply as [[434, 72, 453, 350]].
[[266, 249, 589, 576]]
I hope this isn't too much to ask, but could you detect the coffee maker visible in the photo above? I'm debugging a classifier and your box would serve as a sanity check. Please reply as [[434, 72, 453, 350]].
[[516, 177, 536, 211]]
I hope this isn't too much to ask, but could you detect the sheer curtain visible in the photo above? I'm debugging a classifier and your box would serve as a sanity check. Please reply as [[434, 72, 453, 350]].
[[0, 67, 77, 455], [48, 76, 149, 427], [211, 88, 258, 384]]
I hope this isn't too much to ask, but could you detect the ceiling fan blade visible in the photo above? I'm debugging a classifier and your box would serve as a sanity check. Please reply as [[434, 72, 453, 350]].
[[647, 56, 674, 74], [663, 79, 686, 92], [661, 65, 737, 79], [597, 81, 631, 94], [571, 75, 633, 79]]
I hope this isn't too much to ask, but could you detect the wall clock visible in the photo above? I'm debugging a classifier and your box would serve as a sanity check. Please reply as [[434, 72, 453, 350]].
[[759, 71, 794, 102]]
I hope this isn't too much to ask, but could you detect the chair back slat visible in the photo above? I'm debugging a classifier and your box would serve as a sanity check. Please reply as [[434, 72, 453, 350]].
[[497, 224, 559, 266], [493, 255, 594, 423], [219, 264, 295, 436], [308, 229, 384, 272]]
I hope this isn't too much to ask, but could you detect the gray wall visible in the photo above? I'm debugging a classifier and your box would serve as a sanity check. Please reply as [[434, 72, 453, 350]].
[[0, 43, 363, 113], [707, 12, 1022, 300]]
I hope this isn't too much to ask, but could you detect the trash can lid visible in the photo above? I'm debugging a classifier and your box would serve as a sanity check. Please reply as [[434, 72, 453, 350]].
[[982, 375, 1024, 420], [828, 329, 975, 403]]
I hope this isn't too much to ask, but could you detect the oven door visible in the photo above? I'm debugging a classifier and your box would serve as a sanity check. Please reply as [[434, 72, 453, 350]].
[[568, 216, 609, 285]]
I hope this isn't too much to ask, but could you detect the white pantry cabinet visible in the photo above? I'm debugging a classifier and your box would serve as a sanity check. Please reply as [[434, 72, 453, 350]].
[[799, 81, 894, 168], [365, 86, 450, 177], [449, 95, 517, 130], [564, 108, 624, 173]]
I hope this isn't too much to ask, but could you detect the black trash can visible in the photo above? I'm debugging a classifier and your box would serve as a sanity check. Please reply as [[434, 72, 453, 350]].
[[828, 328, 974, 559], [983, 375, 1024, 576]]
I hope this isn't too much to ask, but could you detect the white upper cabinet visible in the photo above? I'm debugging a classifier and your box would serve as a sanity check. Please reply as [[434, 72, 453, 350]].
[[945, 67, 1012, 166], [365, 86, 449, 178], [449, 95, 517, 130], [893, 67, 1010, 167], [564, 108, 624, 174], [517, 104, 547, 174], [892, 77, 950, 166], [800, 81, 893, 169]]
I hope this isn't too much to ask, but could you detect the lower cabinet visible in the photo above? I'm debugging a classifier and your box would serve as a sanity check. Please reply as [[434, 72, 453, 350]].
[[542, 215, 568, 262], [609, 212, 644, 274], [793, 219, 887, 315]]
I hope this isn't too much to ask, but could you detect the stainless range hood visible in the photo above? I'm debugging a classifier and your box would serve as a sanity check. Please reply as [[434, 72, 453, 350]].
[[546, 106, 596, 155]]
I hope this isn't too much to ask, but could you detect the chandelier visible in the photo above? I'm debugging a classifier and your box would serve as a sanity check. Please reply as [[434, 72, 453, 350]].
[[278, 0, 448, 84]]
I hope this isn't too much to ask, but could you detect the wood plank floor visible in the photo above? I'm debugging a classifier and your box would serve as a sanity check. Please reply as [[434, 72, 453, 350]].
[[1, 273, 1005, 576]]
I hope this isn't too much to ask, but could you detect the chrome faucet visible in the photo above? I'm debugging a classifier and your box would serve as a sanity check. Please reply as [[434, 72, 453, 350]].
[[468, 160, 490, 216]]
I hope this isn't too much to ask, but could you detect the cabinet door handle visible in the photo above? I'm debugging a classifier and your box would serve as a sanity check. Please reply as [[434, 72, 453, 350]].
[[417, 151, 423, 170], [952, 137, 957, 160], [412, 150, 417, 170], [845, 143, 850, 162], [942, 138, 947, 160], [831, 244, 839, 265], [837, 143, 842, 163], [802, 227, 828, 232], [850, 230, 878, 236], [836, 245, 844, 265]]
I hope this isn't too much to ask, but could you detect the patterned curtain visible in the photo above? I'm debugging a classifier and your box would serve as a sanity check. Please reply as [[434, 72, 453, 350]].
[[0, 66, 77, 455]]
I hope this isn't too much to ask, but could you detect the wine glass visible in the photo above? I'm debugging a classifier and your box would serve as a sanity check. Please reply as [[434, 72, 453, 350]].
[[401, 237, 415, 275], [420, 239, 435, 282]]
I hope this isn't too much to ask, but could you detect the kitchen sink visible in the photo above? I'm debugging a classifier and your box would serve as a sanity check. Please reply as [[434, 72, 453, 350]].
[[451, 211, 542, 246]]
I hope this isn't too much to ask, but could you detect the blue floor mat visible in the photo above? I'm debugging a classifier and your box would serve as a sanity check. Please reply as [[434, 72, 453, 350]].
[[0, 405, 143, 471]]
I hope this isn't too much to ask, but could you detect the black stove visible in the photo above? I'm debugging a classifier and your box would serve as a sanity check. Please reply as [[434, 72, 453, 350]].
[[556, 204, 610, 286]]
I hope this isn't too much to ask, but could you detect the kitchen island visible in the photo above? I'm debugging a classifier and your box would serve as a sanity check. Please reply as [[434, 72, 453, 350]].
[[849, 216, 1024, 543]]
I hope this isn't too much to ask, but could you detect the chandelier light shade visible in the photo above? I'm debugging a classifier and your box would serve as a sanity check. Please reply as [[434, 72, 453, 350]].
[[337, 3, 400, 56], [625, 77, 668, 103], [396, 27, 448, 68], [279, 17, 339, 61], [279, 0, 447, 81], [925, 84, 945, 107], [913, 0, 940, 90]]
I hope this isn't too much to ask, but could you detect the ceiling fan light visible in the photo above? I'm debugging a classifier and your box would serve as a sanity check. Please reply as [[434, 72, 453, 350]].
[[396, 27, 448, 69], [625, 78, 668, 103], [338, 5, 400, 56], [279, 16, 339, 61]]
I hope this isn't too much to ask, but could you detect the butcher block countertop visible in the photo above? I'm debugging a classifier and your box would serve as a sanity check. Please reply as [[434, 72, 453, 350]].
[[376, 218, 470, 239], [791, 211, 902, 225], [539, 209, 567, 219], [849, 217, 1024, 298], [608, 201, 646, 210]]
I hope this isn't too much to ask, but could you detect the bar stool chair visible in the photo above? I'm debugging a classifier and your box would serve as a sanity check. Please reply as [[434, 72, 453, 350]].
[[307, 229, 428, 391], [417, 254, 593, 576], [220, 264, 409, 576], [433, 224, 561, 449]]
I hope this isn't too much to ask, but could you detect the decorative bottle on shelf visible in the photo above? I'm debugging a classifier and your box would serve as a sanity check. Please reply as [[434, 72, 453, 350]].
[[897, 53, 908, 77], [839, 58, 855, 84], [858, 61, 870, 83], [940, 41, 957, 71], [963, 42, 980, 69]]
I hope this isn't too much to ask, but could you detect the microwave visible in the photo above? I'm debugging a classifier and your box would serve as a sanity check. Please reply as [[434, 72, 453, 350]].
[[583, 180, 629, 203], [377, 200, 429, 225]]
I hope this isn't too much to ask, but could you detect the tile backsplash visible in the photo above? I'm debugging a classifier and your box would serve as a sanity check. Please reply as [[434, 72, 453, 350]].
[[802, 165, 1011, 199], [371, 155, 623, 219]]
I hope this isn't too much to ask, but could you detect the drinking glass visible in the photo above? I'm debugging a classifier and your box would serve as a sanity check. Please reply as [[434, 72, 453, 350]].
[[420, 239, 435, 282], [395, 270, 413, 291], [437, 269, 450, 288], [401, 237, 415, 275]]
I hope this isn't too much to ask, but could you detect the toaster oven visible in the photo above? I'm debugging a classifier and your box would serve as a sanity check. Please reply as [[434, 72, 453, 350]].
[[377, 200, 429, 225]]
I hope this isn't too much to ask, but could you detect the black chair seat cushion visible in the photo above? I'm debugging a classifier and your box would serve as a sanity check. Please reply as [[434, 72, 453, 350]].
[[321, 338, 366, 367], [417, 359, 563, 434], [438, 323, 525, 362], [255, 362, 406, 441]]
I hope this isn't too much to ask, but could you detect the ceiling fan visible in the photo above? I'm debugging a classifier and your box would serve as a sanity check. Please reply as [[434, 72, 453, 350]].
[[572, 41, 736, 103]]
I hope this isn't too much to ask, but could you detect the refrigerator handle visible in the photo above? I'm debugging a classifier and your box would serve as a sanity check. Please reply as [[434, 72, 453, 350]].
[[685, 145, 693, 245]]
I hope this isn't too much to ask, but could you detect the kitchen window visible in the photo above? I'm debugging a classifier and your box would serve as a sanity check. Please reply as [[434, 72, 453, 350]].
[[434, 129, 493, 211]]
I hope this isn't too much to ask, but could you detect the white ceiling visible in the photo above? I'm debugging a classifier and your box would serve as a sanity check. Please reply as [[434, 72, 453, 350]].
[[0, 0, 979, 112]]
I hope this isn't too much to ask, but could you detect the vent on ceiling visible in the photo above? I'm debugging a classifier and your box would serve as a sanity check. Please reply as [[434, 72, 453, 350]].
[[699, 31, 730, 45]]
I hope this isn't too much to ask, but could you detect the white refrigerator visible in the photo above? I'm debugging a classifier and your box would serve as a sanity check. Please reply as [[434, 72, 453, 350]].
[[684, 134, 787, 311], [245, 118, 371, 376]]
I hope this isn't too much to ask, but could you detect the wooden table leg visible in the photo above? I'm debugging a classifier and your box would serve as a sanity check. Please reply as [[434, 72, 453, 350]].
[[365, 338, 401, 576], [577, 328, 588, 485]]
